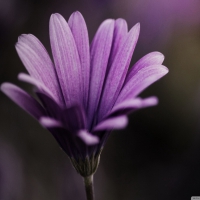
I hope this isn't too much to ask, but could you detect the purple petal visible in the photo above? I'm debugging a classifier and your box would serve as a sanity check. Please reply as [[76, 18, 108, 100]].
[[1, 83, 46, 119], [139, 96, 158, 108], [35, 91, 62, 120], [109, 98, 142, 115], [78, 130, 99, 145], [40, 117, 84, 158], [109, 18, 128, 65], [126, 52, 165, 82], [40, 117, 63, 128], [116, 65, 169, 104], [49, 13, 82, 106], [37, 90, 88, 132], [98, 23, 140, 120], [18, 73, 56, 102], [68, 11, 90, 108], [15, 34, 63, 105], [93, 115, 128, 131], [108, 96, 158, 117], [87, 19, 115, 127], [62, 105, 87, 131]]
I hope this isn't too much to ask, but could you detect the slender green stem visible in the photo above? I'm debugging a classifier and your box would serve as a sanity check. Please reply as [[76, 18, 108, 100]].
[[84, 175, 95, 200]]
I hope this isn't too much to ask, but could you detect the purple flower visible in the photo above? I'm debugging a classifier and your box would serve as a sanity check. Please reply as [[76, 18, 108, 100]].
[[1, 11, 168, 176]]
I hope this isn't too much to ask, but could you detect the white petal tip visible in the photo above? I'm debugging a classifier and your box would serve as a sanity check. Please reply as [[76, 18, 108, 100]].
[[17, 34, 26, 42], [162, 65, 169, 74], [1, 82, 14, 93], [17, 73, 26, 80], [142, 96, 159, 107], [152, 51, 165, 61], [116, 18, 126, 23], [129, 22, 140, 36], [50, 13, 62, 20], [133, 23, 140, 31], [72, 11, 82, 17], [1, 83, 7, 91], [78, 130, 99, 145], [117, 116, 128, 129], [40, 117, 62, 128], [136, 22, 140, 27], [94, 116, 128, 131]]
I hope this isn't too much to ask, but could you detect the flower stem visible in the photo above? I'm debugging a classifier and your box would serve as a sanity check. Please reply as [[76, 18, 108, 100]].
[[84, 175, 95, 200]]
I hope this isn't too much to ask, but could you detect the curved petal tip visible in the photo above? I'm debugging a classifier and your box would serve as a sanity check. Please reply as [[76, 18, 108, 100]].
[[78, 130, 99, 145], [1, 82, 9, 92], [141, 96, 159, 107], [40, 117, 63, 128], [94, 115, 128, 131], [1, 82, 18, 95]]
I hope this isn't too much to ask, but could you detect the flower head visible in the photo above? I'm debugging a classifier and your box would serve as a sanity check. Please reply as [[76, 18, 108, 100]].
[[1, 11, 168, 176]]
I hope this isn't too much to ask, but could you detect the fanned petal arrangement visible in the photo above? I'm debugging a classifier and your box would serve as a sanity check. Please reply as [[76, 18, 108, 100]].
[[1, 11, 168, 176]]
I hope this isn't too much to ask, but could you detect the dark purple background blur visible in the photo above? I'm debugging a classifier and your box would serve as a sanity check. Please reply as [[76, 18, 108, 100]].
[[1, 0, 200, 199]]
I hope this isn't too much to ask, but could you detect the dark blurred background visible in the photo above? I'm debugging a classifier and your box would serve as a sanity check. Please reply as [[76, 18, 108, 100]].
[[1, 0, 200, 199]]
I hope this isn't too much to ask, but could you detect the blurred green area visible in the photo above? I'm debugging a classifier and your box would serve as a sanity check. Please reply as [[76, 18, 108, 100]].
[[1, 0, 200, 199]]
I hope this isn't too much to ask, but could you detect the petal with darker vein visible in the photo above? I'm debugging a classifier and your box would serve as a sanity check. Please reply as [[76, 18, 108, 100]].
[[126, 51, 165, 82], [50, 13, 82, 106], [68, 11, 90, 108], [98, 23, 140, 121], [87, 19, 115, 127], [116, 65, 168, 104], [16, 34, 63, 104]]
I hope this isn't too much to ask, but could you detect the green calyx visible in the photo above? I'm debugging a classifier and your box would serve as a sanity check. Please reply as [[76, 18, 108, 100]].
[[70, 154, 101, 177]]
